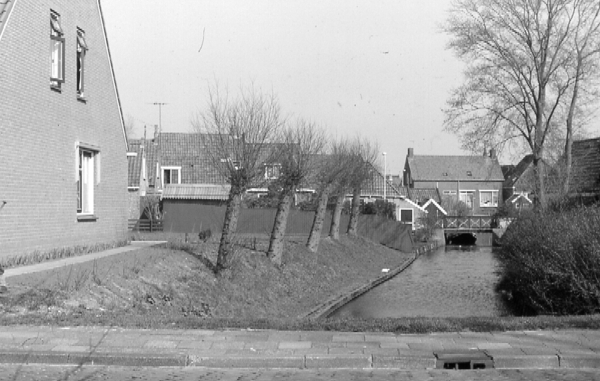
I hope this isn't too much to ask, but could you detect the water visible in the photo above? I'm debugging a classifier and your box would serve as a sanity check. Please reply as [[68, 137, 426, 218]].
[[329, 246, 508, 318]]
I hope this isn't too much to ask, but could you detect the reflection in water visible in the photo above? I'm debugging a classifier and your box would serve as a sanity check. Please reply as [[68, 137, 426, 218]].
[[329, 246, 508, 319]]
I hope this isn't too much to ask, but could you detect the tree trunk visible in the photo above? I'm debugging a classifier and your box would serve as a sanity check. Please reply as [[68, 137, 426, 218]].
[[267, 189, 293, 266], [564, 66, 581, 195], [329, 193, 344, 240], [347, 187, 361, 235], [216, 190, 242, 273], [306, 185, 331, 252], [532, 153, 546, 209]]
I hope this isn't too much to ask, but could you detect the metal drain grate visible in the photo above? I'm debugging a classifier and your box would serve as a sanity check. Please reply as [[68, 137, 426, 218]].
[[434, 350, 494, 370]]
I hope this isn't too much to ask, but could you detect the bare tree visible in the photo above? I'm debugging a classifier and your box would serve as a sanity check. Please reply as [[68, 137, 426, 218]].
[[267, 121, 326, 265], [347, 137, 379, 236], [306, 139, 348, 252], [444, 0, 600, 207], [329, 141, 354, 240], [192, 86, 283, 273]]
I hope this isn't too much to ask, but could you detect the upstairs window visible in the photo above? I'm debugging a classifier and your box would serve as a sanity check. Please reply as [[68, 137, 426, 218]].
[[264, 163, 281, 180], [162, 166, 181, 187], [76, 28, 88, 98], [50, 11, 65, 89], [480, 190, 499, 207]]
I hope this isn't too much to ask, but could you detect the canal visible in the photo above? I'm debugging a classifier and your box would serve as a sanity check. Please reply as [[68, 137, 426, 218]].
[[329, 246, 508, 318]]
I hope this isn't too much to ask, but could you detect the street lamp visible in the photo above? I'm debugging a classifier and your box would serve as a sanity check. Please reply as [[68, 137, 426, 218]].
[[382, 152, 387, 201]]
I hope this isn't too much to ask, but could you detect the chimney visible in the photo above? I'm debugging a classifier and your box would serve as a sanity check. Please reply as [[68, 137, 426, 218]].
[[153, 125, 159, 145], [408, 147, 414, 158], [489, 148, 497, 159]]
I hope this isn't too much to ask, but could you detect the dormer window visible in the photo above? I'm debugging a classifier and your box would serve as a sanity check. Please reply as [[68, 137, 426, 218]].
[[467, 171, 472, 176], [50, 11, 65, 89]]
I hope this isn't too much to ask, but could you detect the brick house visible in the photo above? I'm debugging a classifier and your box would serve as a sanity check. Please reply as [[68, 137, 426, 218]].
[[0, 0, 128, 259], [403, 148, 505, 216]]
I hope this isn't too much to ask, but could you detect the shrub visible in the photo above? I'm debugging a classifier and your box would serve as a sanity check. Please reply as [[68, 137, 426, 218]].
[[496, 206, 600, 315]]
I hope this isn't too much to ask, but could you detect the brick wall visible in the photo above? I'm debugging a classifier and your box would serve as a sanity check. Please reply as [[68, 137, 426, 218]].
[[127, 190, 141, 219], [0, 0, 128, 259]]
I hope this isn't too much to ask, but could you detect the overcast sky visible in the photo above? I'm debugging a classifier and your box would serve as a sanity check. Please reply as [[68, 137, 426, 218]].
[[101, 0, 468, 174]]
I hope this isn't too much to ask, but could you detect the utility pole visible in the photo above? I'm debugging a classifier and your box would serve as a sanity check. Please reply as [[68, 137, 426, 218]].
[[150, 102, 168, 133], [382, 152, 387, 201]]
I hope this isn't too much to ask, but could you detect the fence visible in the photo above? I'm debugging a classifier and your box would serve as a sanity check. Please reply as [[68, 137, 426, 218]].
[[441, 216, 496, 229], [161, 200, 351, 236], [128, 219, 164, 232]]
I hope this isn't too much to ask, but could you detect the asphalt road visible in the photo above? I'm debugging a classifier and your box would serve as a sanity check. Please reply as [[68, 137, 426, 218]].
[[2, 365, 600, 381]]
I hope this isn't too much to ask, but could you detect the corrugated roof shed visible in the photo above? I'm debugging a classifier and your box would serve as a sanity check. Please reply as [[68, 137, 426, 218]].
[[359, 163, 408, 199], [162, 184, 230, 200], [407, 155, 504, 182], [569, 138, 600, 193]]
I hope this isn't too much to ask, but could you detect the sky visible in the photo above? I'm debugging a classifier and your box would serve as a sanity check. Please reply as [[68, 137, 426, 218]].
[[100, 0, 468, 174]]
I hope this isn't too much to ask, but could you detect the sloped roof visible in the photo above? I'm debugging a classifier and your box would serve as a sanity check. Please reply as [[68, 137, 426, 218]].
[[503, 155, 534, 188], [0, 0, 15, 39], [162, 184, 230, 200], [569, 138, 600, 193], [127, 140, 142, 187], [159, 133, 229, 185], [360, 164, 408, 199], [406, 155, 504, 182]]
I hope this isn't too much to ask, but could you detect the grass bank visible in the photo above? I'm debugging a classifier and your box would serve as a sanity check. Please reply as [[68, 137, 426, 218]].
[[0, 234, 413, 325], [2, 232, 600, 333]]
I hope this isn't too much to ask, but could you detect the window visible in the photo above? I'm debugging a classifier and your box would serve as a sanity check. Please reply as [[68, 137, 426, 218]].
[[76, 28, 88, 98], [50, 11, 65, 88], [480, 190, 499, 207], [264, 163, 281, 180], [77, 147, 97, 215], [459, 190, 475, 209], [162, 166, 181, 187], [400, 208, 414, 224]]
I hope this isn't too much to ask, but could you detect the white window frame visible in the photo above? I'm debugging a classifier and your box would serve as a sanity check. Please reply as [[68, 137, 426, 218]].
[[50, 10, 65, 88], [161, 166, 181, 188], [264, 163, 281, 180], [399, 208, 414, 225], [77, 145, 99, 216], [459, 190, 475, 209], [479, 190, 499, 207]]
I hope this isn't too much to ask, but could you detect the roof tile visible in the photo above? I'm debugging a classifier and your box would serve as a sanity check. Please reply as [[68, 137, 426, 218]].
[[407, 155, 504, 182]]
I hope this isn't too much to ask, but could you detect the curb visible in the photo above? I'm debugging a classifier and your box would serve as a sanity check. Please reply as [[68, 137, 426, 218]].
[[301, 241, 441, 319], [2, 350, 598, 370], [0, 350, 187, 367]]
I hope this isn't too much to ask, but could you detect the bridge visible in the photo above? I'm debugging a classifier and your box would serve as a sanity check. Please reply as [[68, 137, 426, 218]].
[[436, 216, 497, 246], [438, 216, 497, 230]]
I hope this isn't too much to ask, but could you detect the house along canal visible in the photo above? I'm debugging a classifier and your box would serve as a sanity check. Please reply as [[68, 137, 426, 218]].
[[329, 246, 509, 318]]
